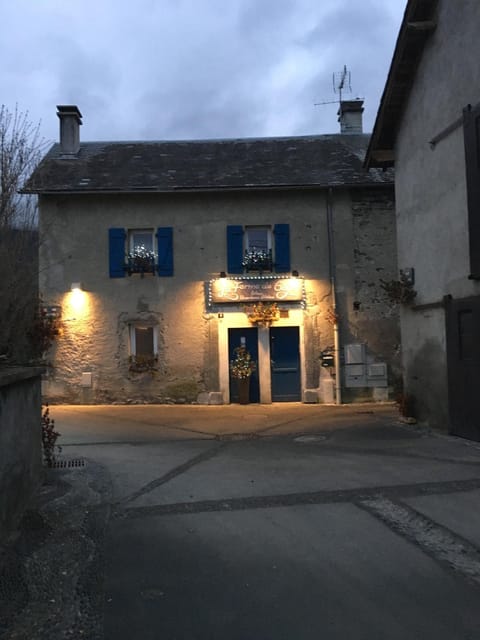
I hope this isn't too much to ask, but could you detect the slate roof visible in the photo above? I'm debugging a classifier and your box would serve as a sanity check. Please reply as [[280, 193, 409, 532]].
[[24, 133, 393, 194]]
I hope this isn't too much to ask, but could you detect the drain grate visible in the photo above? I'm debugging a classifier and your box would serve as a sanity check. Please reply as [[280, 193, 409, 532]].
[[50, 458, 86, 469]]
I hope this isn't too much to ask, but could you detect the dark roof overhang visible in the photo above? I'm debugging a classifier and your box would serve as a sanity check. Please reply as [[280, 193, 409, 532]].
[[364, 0, 439, 169]]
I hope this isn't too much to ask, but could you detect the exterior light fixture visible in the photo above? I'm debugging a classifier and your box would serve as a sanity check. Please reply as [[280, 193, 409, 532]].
[[219, 271, 227, 279], [71, 282, 82, 292], [400, 268, 415, 286], [291, 270, 299, 277]]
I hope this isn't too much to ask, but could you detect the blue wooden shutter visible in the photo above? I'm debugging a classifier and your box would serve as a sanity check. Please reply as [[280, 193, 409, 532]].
[[274, 223, 290, 272], [157, 227, 173, 276], [227, 225, 244, 274], [108, 228, 126, 278], [463, 103, 480, 278]]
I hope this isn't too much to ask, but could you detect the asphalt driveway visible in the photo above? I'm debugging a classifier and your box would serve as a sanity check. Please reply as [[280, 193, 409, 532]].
[[3, 403, 480, 639]]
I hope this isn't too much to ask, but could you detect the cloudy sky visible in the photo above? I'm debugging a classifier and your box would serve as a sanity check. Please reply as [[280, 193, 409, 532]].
[[2, 0, 405, 144]]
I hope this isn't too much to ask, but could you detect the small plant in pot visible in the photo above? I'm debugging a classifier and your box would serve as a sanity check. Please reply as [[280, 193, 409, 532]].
[[230, 345, 256, 404], [380, 273, 417, 306]]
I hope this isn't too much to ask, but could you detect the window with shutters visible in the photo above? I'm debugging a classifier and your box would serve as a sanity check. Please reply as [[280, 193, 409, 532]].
[[108, 226, 174, 278], [463, 102, 480, 279], [226, 224, 290, 274]]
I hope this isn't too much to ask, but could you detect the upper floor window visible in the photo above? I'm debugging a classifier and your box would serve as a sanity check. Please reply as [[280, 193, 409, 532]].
[[226, 224, 290, 274], [129, 229, 154, 254], [108, 227, 174, 278], [245, 226, 271, 252], [243, 226, 273, 272], [127, 229, 156, 276]]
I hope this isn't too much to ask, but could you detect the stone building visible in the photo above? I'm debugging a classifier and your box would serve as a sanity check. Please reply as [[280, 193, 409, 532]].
[[25, 103, 399, 404], [366, 0, 480, 439]]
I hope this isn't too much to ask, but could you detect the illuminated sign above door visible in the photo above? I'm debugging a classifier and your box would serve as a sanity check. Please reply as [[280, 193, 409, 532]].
[[210, 276, 304, 304]]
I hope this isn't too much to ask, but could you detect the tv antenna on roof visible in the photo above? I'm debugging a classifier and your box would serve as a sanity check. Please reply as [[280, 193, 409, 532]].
[[315, 65, 352, 107], [333, 65, 351, 102]]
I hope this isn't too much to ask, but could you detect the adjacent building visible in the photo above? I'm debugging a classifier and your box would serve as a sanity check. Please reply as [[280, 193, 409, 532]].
[[25, 102, 399, 404], [366, 0, 480, 439]]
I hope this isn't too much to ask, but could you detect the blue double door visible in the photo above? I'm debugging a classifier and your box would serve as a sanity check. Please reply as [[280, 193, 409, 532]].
[[228, 326, 301, 403]]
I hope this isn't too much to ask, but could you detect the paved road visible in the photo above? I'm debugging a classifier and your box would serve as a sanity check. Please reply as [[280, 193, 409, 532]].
[[3, 403, 480, 639]]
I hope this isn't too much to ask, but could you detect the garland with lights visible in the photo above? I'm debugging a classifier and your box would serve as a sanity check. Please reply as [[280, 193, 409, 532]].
[[245, 302, 280, 327]]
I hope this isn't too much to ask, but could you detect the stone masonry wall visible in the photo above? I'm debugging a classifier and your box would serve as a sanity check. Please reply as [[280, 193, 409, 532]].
[[0, 368, 43, 544], [349, 187, 400, 376]]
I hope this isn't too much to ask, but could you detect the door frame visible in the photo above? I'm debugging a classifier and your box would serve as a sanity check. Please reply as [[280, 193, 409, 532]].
[[445, 294, 480, 441], [218, 310, 305, 403], [270, 326, 301, 401]]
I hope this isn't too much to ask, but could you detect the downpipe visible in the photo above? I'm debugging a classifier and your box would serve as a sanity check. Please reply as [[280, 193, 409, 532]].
[[326, 187, 342, 405]]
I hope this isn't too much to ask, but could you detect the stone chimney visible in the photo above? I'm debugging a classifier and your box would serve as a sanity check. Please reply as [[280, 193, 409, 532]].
[[57, 105, 82, 154], [337, 99, 364, 134]]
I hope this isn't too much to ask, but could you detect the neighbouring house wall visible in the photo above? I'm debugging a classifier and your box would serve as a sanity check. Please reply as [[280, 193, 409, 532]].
[[348, 187, 400, 377], [39, 186, 397, 404], [0, 368, 43, 544], [332, 187, 400, 401], [400, 308, 449, 428], [394, 0, 480, 426]]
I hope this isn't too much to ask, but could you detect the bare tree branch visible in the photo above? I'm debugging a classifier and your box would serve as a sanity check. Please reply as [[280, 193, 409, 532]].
[[0, 104, 48, 363]]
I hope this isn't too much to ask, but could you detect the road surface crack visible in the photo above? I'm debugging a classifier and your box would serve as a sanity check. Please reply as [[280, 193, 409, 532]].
[[119, 442, 228, 508]]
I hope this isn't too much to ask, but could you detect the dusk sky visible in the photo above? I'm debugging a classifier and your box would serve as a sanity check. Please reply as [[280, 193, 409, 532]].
[[1, 0, 405, 144]]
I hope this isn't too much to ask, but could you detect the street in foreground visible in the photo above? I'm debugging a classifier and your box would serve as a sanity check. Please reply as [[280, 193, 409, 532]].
[[2, 404, 480, 639]]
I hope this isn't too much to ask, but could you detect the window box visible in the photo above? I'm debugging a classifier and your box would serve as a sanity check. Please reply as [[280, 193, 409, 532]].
[[128, 353, 158, 373], [242, 248, 273, 272], [126, 251, 156, 276]]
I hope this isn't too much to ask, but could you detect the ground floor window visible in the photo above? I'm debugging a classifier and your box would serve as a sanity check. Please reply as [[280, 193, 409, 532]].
[[129, 325, 158, 372]]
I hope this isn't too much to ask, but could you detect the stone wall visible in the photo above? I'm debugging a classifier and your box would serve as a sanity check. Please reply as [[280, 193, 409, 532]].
[[350, 187, 400, 377], [330, 187, 400, 401], [0, 367, 43, 544]]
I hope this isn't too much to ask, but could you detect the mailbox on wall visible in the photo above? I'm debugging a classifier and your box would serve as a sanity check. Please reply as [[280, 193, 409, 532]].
[[320, 353, 335, 368], [344, 343, 367, 387], [343, 343, 388, 388], [366, 363, 388, 387]]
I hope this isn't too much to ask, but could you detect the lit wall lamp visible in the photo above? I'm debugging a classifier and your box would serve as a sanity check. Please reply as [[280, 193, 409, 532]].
[[219, 271, 227, 279], [71, 282, 83, 292], [291, 270, 299, 277]]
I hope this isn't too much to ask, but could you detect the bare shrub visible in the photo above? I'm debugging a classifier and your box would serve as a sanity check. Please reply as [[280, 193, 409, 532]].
[[0, 105, 48, 363]]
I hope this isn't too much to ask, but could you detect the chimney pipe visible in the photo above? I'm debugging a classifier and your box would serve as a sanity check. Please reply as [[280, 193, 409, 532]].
[[337, 99, 364, 134], [57, 105, 82, 154]]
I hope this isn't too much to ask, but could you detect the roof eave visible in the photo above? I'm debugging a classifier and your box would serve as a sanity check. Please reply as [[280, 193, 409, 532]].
[[22, 179, 392, 196], [364, 0, 439, 169]]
